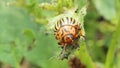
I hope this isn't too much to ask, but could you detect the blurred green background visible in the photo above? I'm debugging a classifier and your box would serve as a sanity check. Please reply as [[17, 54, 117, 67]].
[[0, 0, 120, 68]]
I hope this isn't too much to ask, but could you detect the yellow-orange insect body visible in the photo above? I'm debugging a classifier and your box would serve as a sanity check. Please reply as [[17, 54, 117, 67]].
[[54, 17, 85, 59], [54, 17, 83, 46]]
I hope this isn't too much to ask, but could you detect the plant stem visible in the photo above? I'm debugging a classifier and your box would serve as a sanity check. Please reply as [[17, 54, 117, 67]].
[[105, 0, 120, 68], [75, 42, 95, 68], [105, 18, 120, 68]]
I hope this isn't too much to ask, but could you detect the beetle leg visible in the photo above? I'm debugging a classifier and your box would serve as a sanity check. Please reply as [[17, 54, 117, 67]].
[[59, 46, 67, 60]]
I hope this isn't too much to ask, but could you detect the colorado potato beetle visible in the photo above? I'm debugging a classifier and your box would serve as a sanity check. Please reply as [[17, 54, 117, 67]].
[[54, 17, 85, 59]]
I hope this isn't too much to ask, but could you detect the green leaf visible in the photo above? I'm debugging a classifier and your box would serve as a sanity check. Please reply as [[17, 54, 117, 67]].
[[92, 0, 116, 20], [25, 34, 69, 68], [74, 0, 88, 9], [0, 2, 37, 68]]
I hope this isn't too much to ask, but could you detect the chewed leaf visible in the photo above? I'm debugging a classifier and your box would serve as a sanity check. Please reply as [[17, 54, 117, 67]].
[[78, 6, 87, 24], [80, 6, 87, 17]]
